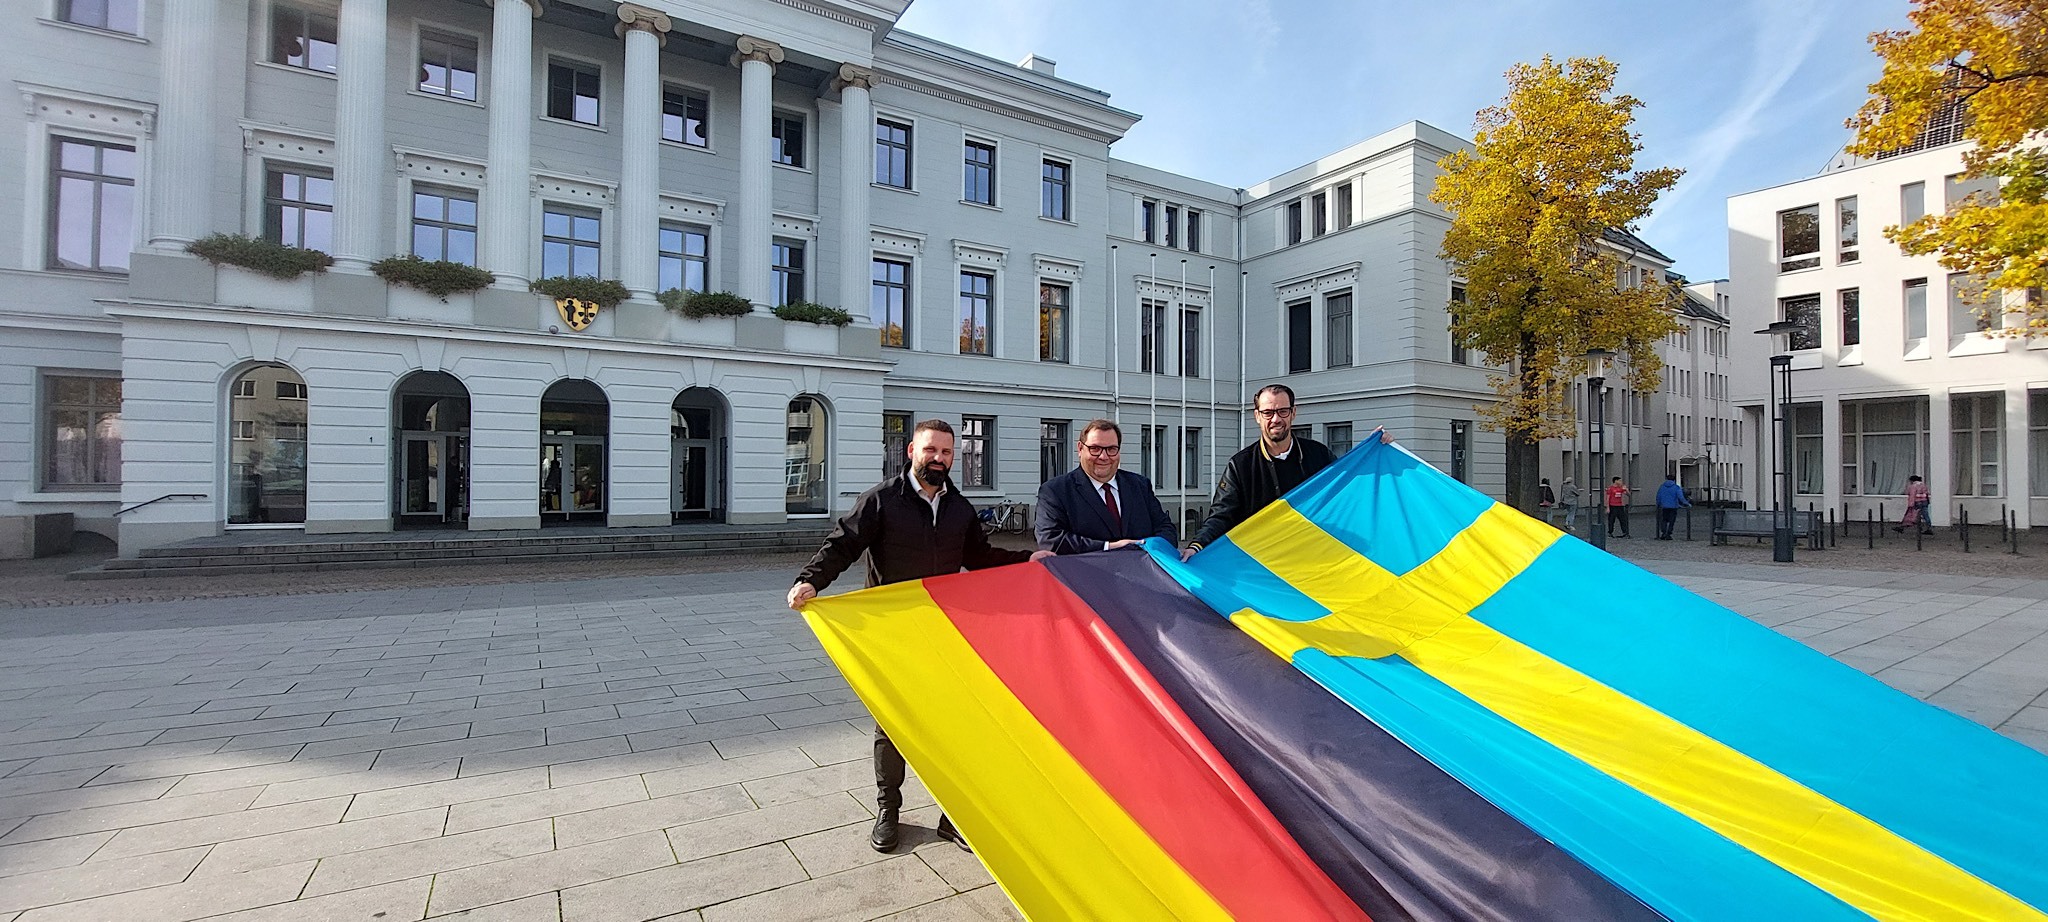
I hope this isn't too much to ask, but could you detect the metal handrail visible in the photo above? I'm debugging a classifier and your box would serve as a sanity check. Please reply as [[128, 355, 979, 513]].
[[114, 493, 208, 517]]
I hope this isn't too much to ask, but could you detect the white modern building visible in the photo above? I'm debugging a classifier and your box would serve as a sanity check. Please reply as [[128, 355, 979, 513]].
[[5, 0, 1542, 557], [1727, 136, 2046, 530]]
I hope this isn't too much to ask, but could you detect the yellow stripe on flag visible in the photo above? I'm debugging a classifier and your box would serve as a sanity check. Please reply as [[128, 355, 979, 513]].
[[1228, 502, 2043, 922], [805, 582, 1232, 921]]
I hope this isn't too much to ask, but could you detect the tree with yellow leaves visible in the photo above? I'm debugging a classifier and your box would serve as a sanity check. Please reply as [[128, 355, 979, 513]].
[[1849, 0, 2048, 336], [1431, 56, 1683, 514]]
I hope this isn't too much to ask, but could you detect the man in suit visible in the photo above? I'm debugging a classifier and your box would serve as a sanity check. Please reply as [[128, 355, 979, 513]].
[[1035, 418, 1178, 554]]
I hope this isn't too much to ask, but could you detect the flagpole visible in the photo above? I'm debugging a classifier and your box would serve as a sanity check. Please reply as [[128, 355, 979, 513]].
[[1207, 264, 1217, 508], [1148, 253, 1158, 486], [1178, 258, 1189, 530], [1109, 245, 1120, 424], [1238, 270, 1249, 444]]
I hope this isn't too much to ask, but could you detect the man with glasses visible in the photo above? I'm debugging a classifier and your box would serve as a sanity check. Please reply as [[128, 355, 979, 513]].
[[1183, 384, 1387, 559], [1035, 418, 1177, 554]]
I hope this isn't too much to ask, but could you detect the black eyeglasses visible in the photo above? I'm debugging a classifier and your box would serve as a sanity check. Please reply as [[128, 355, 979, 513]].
[[1255, 407, 1295, 420], [1081, 444, 1121, 456]]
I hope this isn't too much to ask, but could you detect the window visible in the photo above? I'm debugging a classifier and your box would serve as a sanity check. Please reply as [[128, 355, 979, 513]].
[[233, 379, 256, 398], [1180, 305, 1201, 377], [1181, 428, 1202, 488], [959, 270, 992, 355], [1839, 288, 1860, 347], [1325, 291, 1353, 368], [546, 60, 600, 125], [234, 419, 256, 440], [1287, 300, 1311, 373], [1794, 404, 1822, 494], [1186, 209, 1202, 252], [1946, 172, 1998, 210], [771, 240, 805, 306], [1286, 201, 1303, 245], [1904, 278, 1929, 343], [276, 380, 307, 400], [228, 365, 308, 525], [1901, 181, 1926, 224], [658, 224, 708, 294], [1311, 192, 1328, 237], [49, 137, 135, 273], [1040, 282, 1069, 363], [1141, 426, 1166, 484], [411, 187, 477, 265], [60, 0, 139, 34], [1041, 159, 1069, 220], [541, 206, 600, 278], [963, 139, 996, 205], [882, 412, 911, 479], [873, 258, 909, 348], [772, 114, 805, 167], [1040, 420, 1069, 484], [1840, 398, 1928, 495], [41, 374, 121, 489], [1140, 200, 1156, 242], [1450, 284, 1470, 364], [2031, 391, 2047, 498], [1448, 420, 1471, 483], [1780, 294, 1820, 351], [1948, 272, 1992, 337], [264, 165, 333, 251], [1326, 423, 1353, 457], [661, 86, 709, 147], [960, 416, 993, 488], [418, 30, 479, 101], [785, 396, 828, 515], [270, 4, 338, 73], [1778, 204, 1819, 271], [1335, 184, 1353, 229], [1138, 299, 1168, 373], [1952, 392, 2003, 496], [875, 118, 911, 188], [274, 421, 308, 441], [1164, 205, 1179, 248], [1836, 196, 1858, 263]]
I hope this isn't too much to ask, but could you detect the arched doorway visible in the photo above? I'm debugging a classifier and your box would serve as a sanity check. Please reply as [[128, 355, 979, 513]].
[[671, 388, 727, 521], [227, 364, 308, 527], [540, 379, 608, 523], [785, 395, 829, 516], [393, 372, 470, 528]]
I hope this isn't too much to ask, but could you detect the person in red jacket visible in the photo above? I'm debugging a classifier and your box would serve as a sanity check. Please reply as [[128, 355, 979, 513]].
[[1604, 476, 1633, 538]]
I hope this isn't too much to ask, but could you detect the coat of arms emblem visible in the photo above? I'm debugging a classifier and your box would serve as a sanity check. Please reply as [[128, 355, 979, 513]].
[[555, 297, 600, 332]]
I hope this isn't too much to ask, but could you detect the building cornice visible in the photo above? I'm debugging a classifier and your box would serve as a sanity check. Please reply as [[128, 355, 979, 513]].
[[875, 36, 1138, 146]]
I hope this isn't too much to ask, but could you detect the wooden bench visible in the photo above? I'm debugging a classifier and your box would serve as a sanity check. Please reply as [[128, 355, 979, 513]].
[[1711, 509, 1822, 550]]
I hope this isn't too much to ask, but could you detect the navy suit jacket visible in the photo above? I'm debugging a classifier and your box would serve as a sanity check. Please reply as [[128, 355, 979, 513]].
[[1035, 466, 1178, 555]]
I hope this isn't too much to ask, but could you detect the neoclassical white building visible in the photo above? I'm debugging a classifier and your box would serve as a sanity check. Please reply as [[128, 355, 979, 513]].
[[5, 0, 1533, 556], [1727, 138, 2045, 530]]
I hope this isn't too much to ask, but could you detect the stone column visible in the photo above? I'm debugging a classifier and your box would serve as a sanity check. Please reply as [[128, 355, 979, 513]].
[[483, 0, 541, 287], [835, 65, 875, 323], [732, 36, 784, 311], [146, 0, 217, 249], [616, 5, 669, 301], [331, 0, 388, 268]]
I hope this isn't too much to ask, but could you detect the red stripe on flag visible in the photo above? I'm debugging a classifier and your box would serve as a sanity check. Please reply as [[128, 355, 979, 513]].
[[924, 565, 1367, 921]]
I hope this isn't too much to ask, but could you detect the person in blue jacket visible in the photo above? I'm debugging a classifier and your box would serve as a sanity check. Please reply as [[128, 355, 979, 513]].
[[1655, 475, 1691, 540]]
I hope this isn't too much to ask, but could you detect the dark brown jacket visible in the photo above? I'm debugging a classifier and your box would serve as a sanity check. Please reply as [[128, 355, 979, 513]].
[[796, 472, 1030, 590]]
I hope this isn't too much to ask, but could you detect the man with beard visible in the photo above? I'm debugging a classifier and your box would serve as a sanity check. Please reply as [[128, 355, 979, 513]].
[[1182, 384, 1389, 559], [787, 418, 1043, 853]]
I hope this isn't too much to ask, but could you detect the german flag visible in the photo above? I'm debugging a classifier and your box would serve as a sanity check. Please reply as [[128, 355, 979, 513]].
[[802, 441, 2048, 920]]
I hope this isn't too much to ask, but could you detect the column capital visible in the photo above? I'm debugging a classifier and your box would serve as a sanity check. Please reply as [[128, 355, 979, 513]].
[[833, 64, 877, 92], [615, 4, 670, 43], [494, 0, 544, 16], [732, 35, 786, 68]]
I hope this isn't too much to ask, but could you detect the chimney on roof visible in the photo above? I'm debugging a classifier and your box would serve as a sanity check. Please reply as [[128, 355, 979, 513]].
[[1017, 54, 1056, 77]]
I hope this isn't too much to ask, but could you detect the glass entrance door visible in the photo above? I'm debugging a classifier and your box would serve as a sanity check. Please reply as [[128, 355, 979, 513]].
[[401, 433, 469, 526], [541, 436, 605, 519]]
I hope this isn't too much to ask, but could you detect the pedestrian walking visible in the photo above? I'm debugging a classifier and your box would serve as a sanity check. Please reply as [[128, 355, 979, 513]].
[[1559, 478, 1581, 532], [1892, 474, 1934, 535], [1655, 475, 1690, 540], [1539, 478, 1558, 525], [1605, 477, 1633, 539]]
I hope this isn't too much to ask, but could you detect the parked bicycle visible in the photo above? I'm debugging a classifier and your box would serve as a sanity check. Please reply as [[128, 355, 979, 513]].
[[979, 499, 1029, 536]]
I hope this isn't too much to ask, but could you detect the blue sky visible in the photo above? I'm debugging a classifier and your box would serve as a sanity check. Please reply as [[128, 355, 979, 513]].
[[895, 0, 1915, 281]]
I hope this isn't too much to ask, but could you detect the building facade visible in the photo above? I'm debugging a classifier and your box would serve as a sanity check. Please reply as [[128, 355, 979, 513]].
[[6, 0, 1520, 557], [1727, 141, 2045, 530]]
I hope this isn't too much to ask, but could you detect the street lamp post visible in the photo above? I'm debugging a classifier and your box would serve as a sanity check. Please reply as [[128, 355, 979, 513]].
[[1703, 440, 1716, 504], [1585, 348, 1614, 551], [1755, 321, 1800, 562], [1660, 432, 1673, 480]]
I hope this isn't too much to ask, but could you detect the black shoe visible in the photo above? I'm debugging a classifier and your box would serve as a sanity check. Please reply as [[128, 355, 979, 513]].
[[1891, 526, 1904, 533], [933, 814, 972, 853], [870, 808, 899, 852]]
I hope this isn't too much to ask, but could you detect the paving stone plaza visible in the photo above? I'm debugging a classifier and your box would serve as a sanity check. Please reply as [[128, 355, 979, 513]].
[[0, 545, 2044, 921]]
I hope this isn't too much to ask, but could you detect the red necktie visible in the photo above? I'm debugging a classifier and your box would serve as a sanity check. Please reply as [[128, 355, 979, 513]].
[[1103, 482, 1122, 534]]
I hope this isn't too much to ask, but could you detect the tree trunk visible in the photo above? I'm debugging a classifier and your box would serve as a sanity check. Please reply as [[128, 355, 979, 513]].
[[1504, 333, 1544, 512]]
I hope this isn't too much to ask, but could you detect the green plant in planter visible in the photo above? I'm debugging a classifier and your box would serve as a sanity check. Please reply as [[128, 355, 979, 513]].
[[772, 300, 853, 326], [370, 255, 495, 300], [186, 233, 333, 279], [530, 276, 631, 309], [662, 289, 754, 318]]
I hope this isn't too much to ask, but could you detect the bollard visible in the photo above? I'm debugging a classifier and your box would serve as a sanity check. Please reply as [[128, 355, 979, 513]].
[[1684, 505, 1693, 542], [1866, 508, 1874, 549], [2013, 510, 2023, 556], [1917, 520, 1924, 551], [1879, 503, 1887, 539], [2001, 504, 2009, 543], [1827, 507, 1836, 548], [1961, 507, 1970, 553]]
